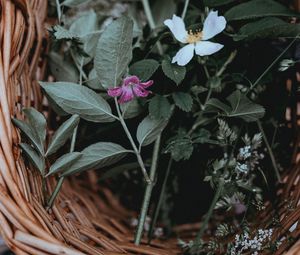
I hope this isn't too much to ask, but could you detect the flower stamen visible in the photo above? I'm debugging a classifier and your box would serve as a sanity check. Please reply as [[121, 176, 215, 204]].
[[186, 29, 203, 44]]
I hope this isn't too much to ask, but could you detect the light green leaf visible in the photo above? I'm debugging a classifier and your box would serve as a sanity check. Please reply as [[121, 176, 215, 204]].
[[120, 99, 143, 119], [40, 82, 116, 122], [47, 152, 82, 176], [46, 115, 80, 156], [20, 143, 45, 175], [95, 16, 133, 88], [23, 108, 46, 152], [62, 0, 91, 7], [86, 69, 104, 90], [51, 25, 78, 40], [129, 59, 159, 81], [225, 0, 299, 21], [149, 95, 172, 119], [162, 59, 186, 85], [69, 11, 98, 37], [203, 0, 235, 7], [235, 17, 300, 41], [172, 92, 193, 112], [61, 142, 129, 176], [137, 115, 169, 147], [48, 52, 79, 83]]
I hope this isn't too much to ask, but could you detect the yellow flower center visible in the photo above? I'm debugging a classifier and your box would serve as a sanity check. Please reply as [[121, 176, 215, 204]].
[[186, 29, 203, 44]]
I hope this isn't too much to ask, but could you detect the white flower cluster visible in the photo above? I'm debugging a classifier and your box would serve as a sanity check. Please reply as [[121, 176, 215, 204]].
[[230, 229, 273, 255], [238, 145, 251, 160], [236, 162, 248, 173]]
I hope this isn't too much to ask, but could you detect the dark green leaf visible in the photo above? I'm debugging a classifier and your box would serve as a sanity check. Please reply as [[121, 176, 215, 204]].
[[165, 136, 193, 161], [203, 0, 235, 7], [48, 52, 79, 83], [62, 142, 129, 176], [95, 16, 133, 89], [225, 0, 299, 21], [149, 95, 172, 119], [20, 143, 45, 175], [40, 82, 116, 122], [47, 152, 82, 176], [46, 115, 80, 156], [172, 92, 193, 112], [129, 59, 159, 81], [120, 99, 143, 119], [153, 0, 177, 26], [162, 59, 186, 85], [235, 17, 300, 41], [137, 115, 169, 147], [100, 162, 139, 181]]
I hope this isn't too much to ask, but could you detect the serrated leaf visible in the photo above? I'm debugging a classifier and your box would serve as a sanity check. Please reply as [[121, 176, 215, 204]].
[[61, 142, 129, 176], [95, 16, 133, 89], [172, 92, 193, 112], [235, 17, 300, 41], [48, 52, 79, 83], [225, 0, 299, 21], [20, 143, 45, 175], [46, 115, 80, 156], [203, 0, 235, 7], [62, 0, 91, 7], [40, 82, 116, 122], [162, 59, 186, 85], [129, 59, 159, 81], [120, 99, 143, 119], [23, 108, 46, 154], [52, 25, 78, 40], [149, 95, 172, 119], [47, 152, 82, 176], [137, 115, 169, 147], [165, 136, 193, 161]]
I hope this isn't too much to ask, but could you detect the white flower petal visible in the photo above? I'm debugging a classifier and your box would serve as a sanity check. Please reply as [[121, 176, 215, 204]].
[[172, 44, 195, 66], [202, 11, 226, 40], [164, 15, 188, 43], [195, 41, 223, 56]]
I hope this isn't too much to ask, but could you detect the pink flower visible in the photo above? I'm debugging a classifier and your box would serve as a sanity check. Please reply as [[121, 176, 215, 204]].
[[108, 76, 153, 103]]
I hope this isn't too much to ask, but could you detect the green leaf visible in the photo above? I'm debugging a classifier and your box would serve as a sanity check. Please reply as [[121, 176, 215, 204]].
[[234, 17, 300, 41], [51, 25, 78, 40], [192, 129, 214, 144], [23, 108, 47, 152], [149, 95, 172, 119], [95, 16, 133, 89], [40, 82, 116, 122], [137, 115, 169, 147], [69, 11, 98, 37], [100, 162, 139, 181], [48, 52, 79, 83], [225, 0, 299, 21], [61, 142, 129, 176], [47, 152, 82, 176], [129, 59, 159, 81], [20, 143, 45, 175], [206, 91, 265, 122], [46, 115, 80, 156], [153, 0, 177, 26], [203, 0, 235, 7], [62, 0, 91, 7], [86, 69, 105, 90], [226, 91, 265, 122], [165, 136, 193, 161], [172, 92, 193, 112], [162, 59, 186, 85], [120, 99, 143, 119]]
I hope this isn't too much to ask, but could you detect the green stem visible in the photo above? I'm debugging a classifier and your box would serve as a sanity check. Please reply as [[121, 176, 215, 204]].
[[134, 135, 161, 245], [141, 0, 163, 55], [181, 0, 190, 20], [216, 50, 237, 77], [248, 35, 299, 93], [148, 157, 173, 242], [257, 120, 281, 182], [114, 98, 151, 183], [193, 178, 224, 246]]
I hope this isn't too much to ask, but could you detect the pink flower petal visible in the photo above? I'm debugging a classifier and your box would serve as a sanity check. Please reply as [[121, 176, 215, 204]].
[[108, 87, 122, 97], [133, 85, 150, 98], [123, 76, 140, 86], [140, 80, 153, 88], [119, 88, 134, 103]]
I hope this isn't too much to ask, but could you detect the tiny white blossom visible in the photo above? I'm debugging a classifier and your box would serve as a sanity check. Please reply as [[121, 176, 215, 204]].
[[164, 11, 226, 66]]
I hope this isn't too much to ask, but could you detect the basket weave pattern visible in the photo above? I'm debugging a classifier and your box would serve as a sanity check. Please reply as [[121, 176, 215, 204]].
[[1, 0, 300, 254]]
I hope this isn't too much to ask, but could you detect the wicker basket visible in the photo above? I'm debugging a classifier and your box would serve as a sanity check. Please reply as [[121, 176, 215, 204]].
[[1, 0, 300, 254]]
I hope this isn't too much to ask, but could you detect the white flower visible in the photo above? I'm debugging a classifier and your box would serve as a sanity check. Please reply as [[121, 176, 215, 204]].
[[164, 11, 226, 66]]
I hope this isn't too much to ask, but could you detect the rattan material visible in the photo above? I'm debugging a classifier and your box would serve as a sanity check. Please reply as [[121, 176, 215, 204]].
[[1, 0, 300, 254]]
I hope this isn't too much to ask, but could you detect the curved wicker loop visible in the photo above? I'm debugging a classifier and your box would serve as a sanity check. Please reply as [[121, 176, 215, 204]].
[[1, 0, 300, 254]]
